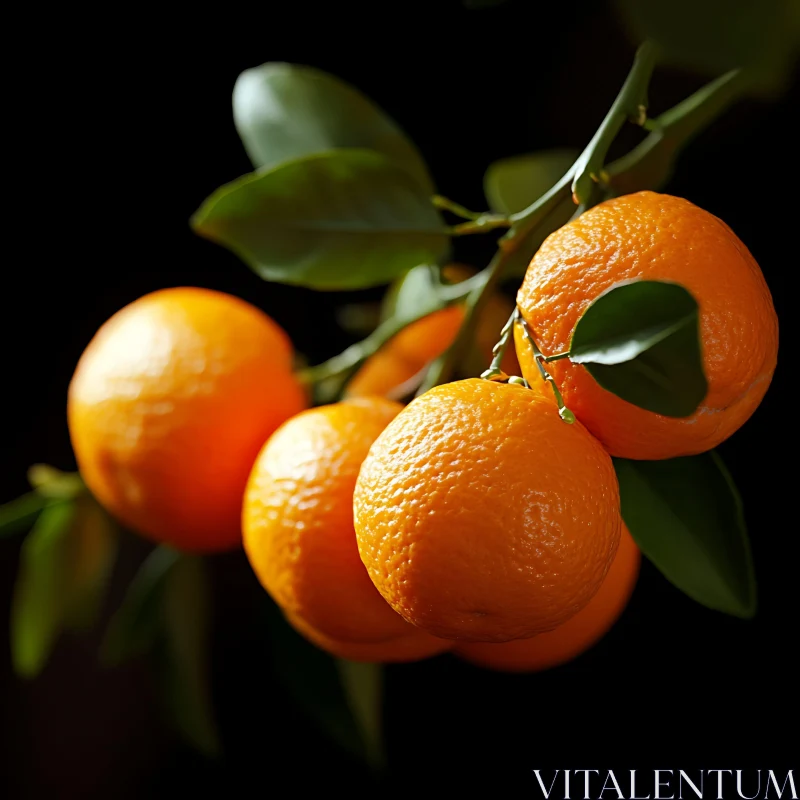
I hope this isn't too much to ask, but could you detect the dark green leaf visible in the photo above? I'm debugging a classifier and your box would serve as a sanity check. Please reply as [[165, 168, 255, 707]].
[[484, 149, 578, 215], [615, 0, 800, 94], [161, 556, 220, 758], [263, 600, 374, 765], [233, 63, 434, 193], [10, 501, 76, 677], [100, 546, 180, 665], [337, 659, 385, 771], [615, 452, 756, 618], [192, 149, 449, 290], [63, 497, 119, 631], [570, 280, 707, 417], [0, 492, 49, 539]]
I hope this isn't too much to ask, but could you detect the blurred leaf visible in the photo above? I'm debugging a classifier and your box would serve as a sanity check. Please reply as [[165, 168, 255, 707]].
[[233, 62, 434, 193], [337, 659, 385, 771], [63, 497, 119, 631], [484, 149, 578, 214], [615, 0, 800, 94], [336, 302, 383, 335], [192, 149, 449, 290], [264, 600, 371, 764], [161, 556, 220, 758], [101, 546, 180, 665], [27, 464, 84, 500], [615, 452, 756, 618], [10, 502, 76, 677], [0, 492, 50, 539], [569, 280, 707, 417], [380, 264, 443, 323]]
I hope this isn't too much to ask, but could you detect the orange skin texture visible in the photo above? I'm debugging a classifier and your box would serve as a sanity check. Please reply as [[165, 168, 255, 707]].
[[243, 397, 417, 644], [68, 287, 305, 552], [347, 279, 519, 400], [285, 612, 452, 664], [456, 526, 640, 672], [354, 379, 622, 643], [516, 191, 778, 459]]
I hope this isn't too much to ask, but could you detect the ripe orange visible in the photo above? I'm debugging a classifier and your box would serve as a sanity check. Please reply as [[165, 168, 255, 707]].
[[515, 191, 778, 459], [68, 287, 305, 552], [242, 397, 416, 644], [347, 269, 519, 399], [456, 526, 640, 671], [354, 379, 622, 643], [285, 612, 451, 664]]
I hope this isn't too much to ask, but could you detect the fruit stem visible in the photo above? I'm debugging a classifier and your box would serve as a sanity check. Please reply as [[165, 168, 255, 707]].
[[570, 41, 659, 205], [479, 309, 517, 382], [431, 195, 483, 221], [449, 214, 513, 236], [515, 311, 575, 424]]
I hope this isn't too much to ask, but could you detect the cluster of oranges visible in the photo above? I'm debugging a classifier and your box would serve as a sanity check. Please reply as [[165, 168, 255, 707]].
[[66, 191, 778, 672]]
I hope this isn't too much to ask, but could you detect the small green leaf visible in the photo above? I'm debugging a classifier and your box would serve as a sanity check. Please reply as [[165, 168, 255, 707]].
[[263, 600, 372, 764], [615, 0, 800, 94], [484, 149, 578, 215], [569, 280, 707, 417], [192, 149, 449, 290], [100, 546, 180, 665], [161, 556, 220, 758], [233, 63, 434, 193], [27, 464, 84, 500], [380, 264, 443, 323], [0, 492, 50, 539], [337, 659, 385, 771], [63, 497, 119, 631], [615, 452, 756, 618], [10, 501, 76, 677]]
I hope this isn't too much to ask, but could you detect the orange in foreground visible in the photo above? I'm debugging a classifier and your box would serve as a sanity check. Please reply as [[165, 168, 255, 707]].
[[515, 191, 778, 460], [243, 397, 415, 644], [457, 526, 640, 671], [285, 612, 451, 664], [68, 287, 305, 551], [354, 379, 622, 643]]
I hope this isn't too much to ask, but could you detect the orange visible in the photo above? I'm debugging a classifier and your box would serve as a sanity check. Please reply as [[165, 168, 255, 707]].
[[515, 191, 778, 459], [347, 270, 519, 399], [68, 287, 305, 552], [354, 379, 622, 643], [456, 526, 640, 671], [285, 612, 452, 664], [242, 397, 416, 644]]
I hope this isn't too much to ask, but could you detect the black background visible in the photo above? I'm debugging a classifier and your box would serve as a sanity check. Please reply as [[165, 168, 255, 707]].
[[1, 1, 797, 797]]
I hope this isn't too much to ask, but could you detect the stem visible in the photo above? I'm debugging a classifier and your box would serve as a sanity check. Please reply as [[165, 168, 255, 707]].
[[450, 215, 512, 235], [542, 351, 571, 363], [606, 68, 749, 195], [432, 195, 483, 220], [480, 309, 517, 381], [571, 41, 658, 205]]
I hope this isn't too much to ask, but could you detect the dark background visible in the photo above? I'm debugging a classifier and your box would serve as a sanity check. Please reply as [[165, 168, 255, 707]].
[[2, 1, 797, 796]]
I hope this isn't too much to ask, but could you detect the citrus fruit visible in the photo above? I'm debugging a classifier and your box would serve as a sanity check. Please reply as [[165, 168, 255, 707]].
[[354, 379, 622, 643], [515, 191, 778, 459], [347, 268, 519, 399], [285, 612, 451, 664], [456, 526, 640, 671], [242, 397, 416, 644], [68, 287, 305, 552]]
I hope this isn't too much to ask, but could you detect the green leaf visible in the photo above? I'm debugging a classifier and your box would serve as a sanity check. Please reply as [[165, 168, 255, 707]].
[[0, 491, 49, 539], [161, 556, 221, 758], [27, 464, 84, 500], [569, 280, 707, 417], [615, 0, 800, 94], [380, 264, 443, 323], [233, 63, 434, 193], [337, 659, 385, 771], [10, 501, 76, 677], [63, 497, 119, 631], [484, 149, 578, 215], [192, 149, 449, 290], [100, 546, 180, 665], [615, 452, 756, 618], [263, 600, 377, 766]]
